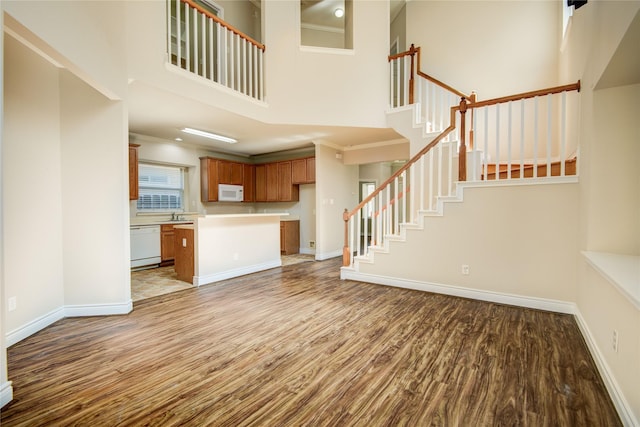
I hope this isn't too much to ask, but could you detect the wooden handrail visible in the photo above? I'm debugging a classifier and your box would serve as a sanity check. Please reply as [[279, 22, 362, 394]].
[[347, 105, 458, 218], [390, 45, 470, 100], [467, 81, 580, 110], [181, 0, 265, 51]]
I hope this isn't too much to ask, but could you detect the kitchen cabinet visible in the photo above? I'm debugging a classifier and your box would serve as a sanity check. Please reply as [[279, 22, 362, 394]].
[[277, 161, 299, 202], [243, 164, 255, 202], [292, 157, 315, 184], [200, 157, 220, 202], [255, 161, 299, 202], [280, 220, 300, 255], [219, 161, 243, 185], [255, 163, 279, 202], [174, 226, 194, 283], [129, 144, 140, 200], [160, 224, 176, 265]]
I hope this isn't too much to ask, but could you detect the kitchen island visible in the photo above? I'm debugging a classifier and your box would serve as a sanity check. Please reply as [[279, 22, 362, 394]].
[[175, 213, 285, 286]]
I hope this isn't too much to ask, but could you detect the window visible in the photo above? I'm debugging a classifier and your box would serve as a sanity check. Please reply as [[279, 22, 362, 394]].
[[137, 163, 185, 211]]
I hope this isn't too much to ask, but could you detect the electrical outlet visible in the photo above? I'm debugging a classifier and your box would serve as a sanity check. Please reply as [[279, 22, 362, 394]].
[[461, 265, 470, 275], [310, 241, 315, 248], [8, 296, 17, 312], [612, 329, 619, 353]]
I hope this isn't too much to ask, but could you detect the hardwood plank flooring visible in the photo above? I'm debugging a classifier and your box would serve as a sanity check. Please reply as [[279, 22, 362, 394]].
[[1, 258, 621, 426]]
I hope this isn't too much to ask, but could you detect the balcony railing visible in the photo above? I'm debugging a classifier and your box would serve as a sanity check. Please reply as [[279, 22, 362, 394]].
[[167, 0, 265, 101]]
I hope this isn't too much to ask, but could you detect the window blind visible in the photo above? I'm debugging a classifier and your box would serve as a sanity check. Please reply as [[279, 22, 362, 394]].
[[137, 163, 185, 211]]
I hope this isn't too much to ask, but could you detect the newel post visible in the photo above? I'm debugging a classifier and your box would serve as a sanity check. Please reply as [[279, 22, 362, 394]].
[[342, 209, 351, 267], [458, 97, 468, 182], [408, 44, 417, 104]]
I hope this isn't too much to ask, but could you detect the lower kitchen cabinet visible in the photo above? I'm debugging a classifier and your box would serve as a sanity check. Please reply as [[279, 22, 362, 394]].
[[174, 227, 194, 283], [160, 224, 176, 265], [280, 220, 300, 255]]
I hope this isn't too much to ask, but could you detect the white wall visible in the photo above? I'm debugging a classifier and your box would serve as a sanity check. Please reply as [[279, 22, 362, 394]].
[[406, 1, 560, 99], [358, 183, 580, 305], [59, 70, 130, 309], [3, 34, 66, 334], [315, 143, 358, 260], [0, 13, 11, 408], [125, 0, 390, 129], [560, 2, 640, 423], [2, 0, 132, 345]]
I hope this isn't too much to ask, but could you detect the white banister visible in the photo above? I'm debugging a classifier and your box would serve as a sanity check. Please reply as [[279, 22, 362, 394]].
[[168, 0, 265, 101]]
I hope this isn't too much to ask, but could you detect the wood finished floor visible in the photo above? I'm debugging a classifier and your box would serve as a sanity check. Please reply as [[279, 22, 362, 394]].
[[2, 258, 621, 426]]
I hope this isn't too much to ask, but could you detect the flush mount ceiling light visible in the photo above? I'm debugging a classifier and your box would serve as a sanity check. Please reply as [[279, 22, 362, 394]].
[[181, 127, 237, 144], [334, 8, 344, 18]]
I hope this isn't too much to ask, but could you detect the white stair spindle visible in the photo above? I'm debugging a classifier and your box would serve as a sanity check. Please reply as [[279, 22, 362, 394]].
[[402, 171, 407, 224], [534, 96, 539, 178], [507, 101, 512, 180], [483, 106, 489, 181], [356, 210, 361, 258], [208, 19, 214, 81], [348, 216, 354, 266], [428, 149, 434, 210], [495, 104, 500, 181], [520, 99, 525, 179], [394, 177, 399, 234], [193, 8, 199, 74], [437, 143, 443, 197], [561, 91, 567, 176], [185, 3, 190, 72], [547, 94, 552, 177], [419, 154, 425, 212]]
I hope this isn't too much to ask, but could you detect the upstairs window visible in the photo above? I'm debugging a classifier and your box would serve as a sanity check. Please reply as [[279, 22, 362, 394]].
[[300, 0, 353, 49], [137, 163, 185, 211]]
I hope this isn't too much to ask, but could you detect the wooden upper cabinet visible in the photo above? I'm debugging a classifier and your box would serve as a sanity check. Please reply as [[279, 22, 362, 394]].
[[129, 144, 140, 201], [277, 161, 299, 202], [266, 163, 279, 202], [243, 164, 255, 202], [219, 161, 243, 185], [255, 164, 267, 202], [200, 157, 220, 202], [292, 157, 315, 184]]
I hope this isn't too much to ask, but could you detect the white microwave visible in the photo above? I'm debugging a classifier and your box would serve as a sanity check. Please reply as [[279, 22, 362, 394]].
[[218, 184, 244, 202]]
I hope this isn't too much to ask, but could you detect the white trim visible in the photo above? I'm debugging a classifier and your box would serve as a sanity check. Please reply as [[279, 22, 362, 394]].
[[581, 251, 640, 310], [6, 307, 65, 347], [194, 259, 281, 286], [299, 247, 316, 255], [0, 381, 13, 409], [573, 309, 638, 427], [342, 138, 408, 151], [459, 176, 579, 189], [315, 249, 343, 261], [64, 301, 133, 317], [340, 269, 575, 314], [6, 301, 133, 347], [299, 45, 355, 56], [301, 22, 344, 35]]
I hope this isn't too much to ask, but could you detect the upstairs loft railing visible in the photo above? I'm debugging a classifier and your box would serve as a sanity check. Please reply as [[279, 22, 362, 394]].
[[167, 0, 265, 101], [343, 44, 581, 267]]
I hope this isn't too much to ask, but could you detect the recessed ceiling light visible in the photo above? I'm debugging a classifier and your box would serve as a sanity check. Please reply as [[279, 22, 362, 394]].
[[181, 127, 237, 144], [175, 137, 183, 142], [334, 8, 344, 18]]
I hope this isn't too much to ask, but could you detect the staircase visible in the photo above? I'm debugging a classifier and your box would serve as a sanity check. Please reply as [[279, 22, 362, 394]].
[[340, 46, 582, 310]]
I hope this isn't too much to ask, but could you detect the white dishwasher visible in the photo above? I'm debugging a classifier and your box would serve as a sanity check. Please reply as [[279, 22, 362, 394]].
[[130, 225, 161, 269]]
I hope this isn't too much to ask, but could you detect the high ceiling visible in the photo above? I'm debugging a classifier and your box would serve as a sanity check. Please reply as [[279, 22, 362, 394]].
[[128, 0, 407, 157]]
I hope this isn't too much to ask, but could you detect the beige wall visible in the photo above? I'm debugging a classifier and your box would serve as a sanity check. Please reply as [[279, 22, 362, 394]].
[[3, 34, 66, 332], [358, 183, 580, 304], [2, 0, 132, 345], [315, 143, 358, 260], [561, 1, 640, 423], [125, 0, 390, 129], [407, 1, 560, 99]]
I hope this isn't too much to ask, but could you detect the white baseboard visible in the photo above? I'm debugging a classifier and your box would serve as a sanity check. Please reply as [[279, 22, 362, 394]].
[[573, 309, 638, 427], [299, 248, 316, 255], [6, 307, 65, 347], [194, 259, 281, 286], [315, 249, 342, 261], [1, 381, 13, 409], [6, 301, 133, 347], [340, 269, 575, 313], [64, 301, 133, 317]]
